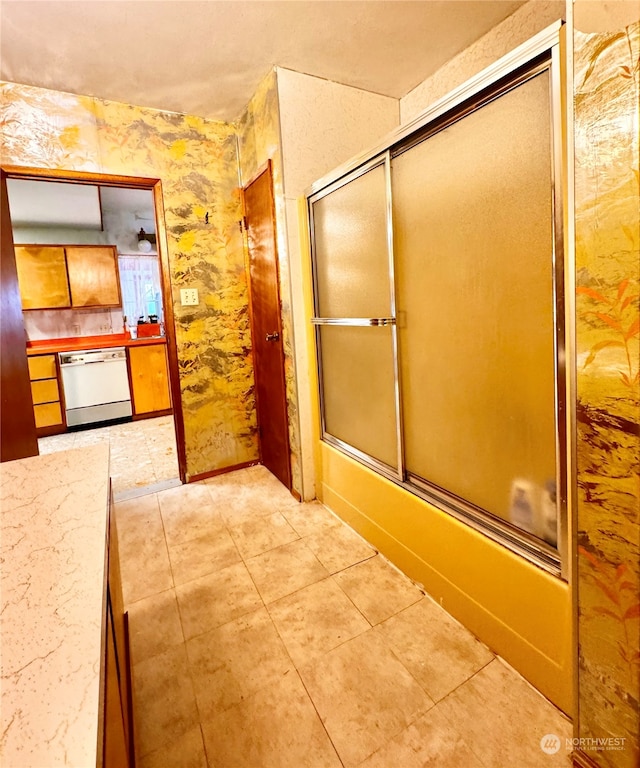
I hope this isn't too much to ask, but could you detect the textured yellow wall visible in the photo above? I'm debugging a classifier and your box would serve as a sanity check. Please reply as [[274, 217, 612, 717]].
[[574, 19, 639, 768], [1, 82, 258, 479]]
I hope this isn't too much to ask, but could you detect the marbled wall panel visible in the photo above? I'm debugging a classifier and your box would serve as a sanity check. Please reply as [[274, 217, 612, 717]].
[[0, 82, 100, 171], [1, 82, 258, 479], [574, 21, 640, 768], [236, 70, 303, 498], [94, 99, 257, 477]]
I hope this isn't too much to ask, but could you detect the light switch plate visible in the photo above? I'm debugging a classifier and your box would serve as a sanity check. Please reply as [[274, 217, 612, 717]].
[[180, 288, 199, 306]]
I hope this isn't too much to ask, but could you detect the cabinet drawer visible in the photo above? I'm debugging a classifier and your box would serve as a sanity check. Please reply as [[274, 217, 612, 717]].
[[34, 402, 63, 429], [31, 378, 59, 405], [28, 354, 57, 381]]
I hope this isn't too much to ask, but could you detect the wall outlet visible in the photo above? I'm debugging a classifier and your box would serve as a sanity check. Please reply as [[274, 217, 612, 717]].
[[180, 288, 199, 306]]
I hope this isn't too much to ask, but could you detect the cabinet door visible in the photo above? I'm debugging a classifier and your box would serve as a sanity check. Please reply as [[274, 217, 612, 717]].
[[128, 344, 171, 415], [103, 600, 129, 768], [104, 491, 133, 767], [14, 246, 71, 309], [66, 246, 121, 307]]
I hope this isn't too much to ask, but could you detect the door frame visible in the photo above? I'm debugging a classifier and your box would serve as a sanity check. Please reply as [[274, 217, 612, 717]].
[[1, 164, 187, 483], [242, 159, 292, 489]]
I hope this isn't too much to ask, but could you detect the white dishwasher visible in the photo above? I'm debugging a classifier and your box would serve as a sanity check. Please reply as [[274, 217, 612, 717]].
[[59, 348, 132, 427]]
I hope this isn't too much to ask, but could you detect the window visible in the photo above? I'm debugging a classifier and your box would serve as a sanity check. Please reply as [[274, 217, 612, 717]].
[[118, 254, 162, 325], [309, 30, 566, 576]]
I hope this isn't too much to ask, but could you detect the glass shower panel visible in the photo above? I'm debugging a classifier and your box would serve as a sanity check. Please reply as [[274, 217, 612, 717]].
[[312, 163, 391, 318], [319, 325, 397, 468], [393, 71, 558, 542]]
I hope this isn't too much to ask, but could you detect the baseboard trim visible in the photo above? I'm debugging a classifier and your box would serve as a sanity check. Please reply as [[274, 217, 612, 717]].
[[188, 460, 259, 483]]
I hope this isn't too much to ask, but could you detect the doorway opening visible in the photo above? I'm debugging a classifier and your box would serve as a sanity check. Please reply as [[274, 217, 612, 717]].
[[2, 165, 186, 497]]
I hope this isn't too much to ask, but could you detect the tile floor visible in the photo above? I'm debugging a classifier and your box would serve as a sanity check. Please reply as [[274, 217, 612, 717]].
[[38, 415, 179, 496], [115, 464, 572, 768]]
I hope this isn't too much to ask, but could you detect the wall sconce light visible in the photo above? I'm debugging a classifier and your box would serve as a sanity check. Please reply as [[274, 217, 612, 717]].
[[137, 227, 156, 253]]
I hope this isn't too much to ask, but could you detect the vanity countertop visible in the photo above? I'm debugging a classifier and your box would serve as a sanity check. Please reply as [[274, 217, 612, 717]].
[[0, 444, 111, 767]]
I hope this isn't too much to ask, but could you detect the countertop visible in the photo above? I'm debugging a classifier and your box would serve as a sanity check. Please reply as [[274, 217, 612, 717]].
[[0, 444, 111, 767], [26, 332, 167, 356]]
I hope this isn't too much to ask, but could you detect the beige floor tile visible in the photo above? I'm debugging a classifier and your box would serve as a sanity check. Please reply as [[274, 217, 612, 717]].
[[436, 659, 572, 768], [376, 598, 494, 702], [158, 480, 218, 521], [228, 510, 300, 559], [357, 704, 486, 768], [334, 555, 423, 626], [115, 493, 164, 549], [186, 607, 293, 720], [121, 555, 174, 609], [268, 577, 370, 666], [157, 480, 214, 508], [132, 643, 200, 758], [300, 629, 434, 767], [116, 498, 174, 604], [138, 726, 207, 768], [245, 539, 329, 604], [127, 588, 184, 666], [216, 487, 296, 526], [202, 670, 342, 768], [281, 501, 342, 538], [305, 523, 376, 574], [175, 561, 263, 640], [168, 528, 241, 585], [160, 502, 226, 549]]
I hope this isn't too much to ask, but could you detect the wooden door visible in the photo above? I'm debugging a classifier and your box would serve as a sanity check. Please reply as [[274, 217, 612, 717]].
[[244, 164, 292, 490], [0, 171, 38, 462]]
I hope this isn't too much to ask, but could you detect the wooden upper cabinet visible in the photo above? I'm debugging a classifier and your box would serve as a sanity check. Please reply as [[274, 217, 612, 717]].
[[14, 246, 71, 309], [66, 246, 121, 307]]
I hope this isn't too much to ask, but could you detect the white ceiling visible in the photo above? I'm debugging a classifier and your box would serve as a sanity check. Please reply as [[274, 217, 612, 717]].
[[0, 0, 526, 123]]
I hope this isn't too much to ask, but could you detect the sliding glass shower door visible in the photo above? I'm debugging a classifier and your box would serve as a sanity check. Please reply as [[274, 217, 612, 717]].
[[309, 157, 402, 474]]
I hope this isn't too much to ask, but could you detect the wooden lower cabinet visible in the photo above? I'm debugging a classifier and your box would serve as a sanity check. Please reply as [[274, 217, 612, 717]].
[[128, 344, 172, 417], [104, 487, 134, 767], [27, 354, 65, 435]]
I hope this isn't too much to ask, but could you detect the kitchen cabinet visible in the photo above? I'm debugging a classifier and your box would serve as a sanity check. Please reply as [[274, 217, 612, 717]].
[[66, 245, 121, 307], [15, 244, 121, 310], [104, 488, 134, 767], [15, 245, 71, 309], [128, 343, 172, 417], [27, 353, 65, 435], [0, 445, 135, 767]]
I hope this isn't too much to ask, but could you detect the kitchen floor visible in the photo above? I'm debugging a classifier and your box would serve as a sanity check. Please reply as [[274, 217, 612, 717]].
[[38, 415, 179, 497], [115, 465, 572, 768]]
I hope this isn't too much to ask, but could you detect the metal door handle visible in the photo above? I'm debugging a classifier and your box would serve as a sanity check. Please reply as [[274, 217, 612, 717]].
[[265, 332, 280, 342]]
